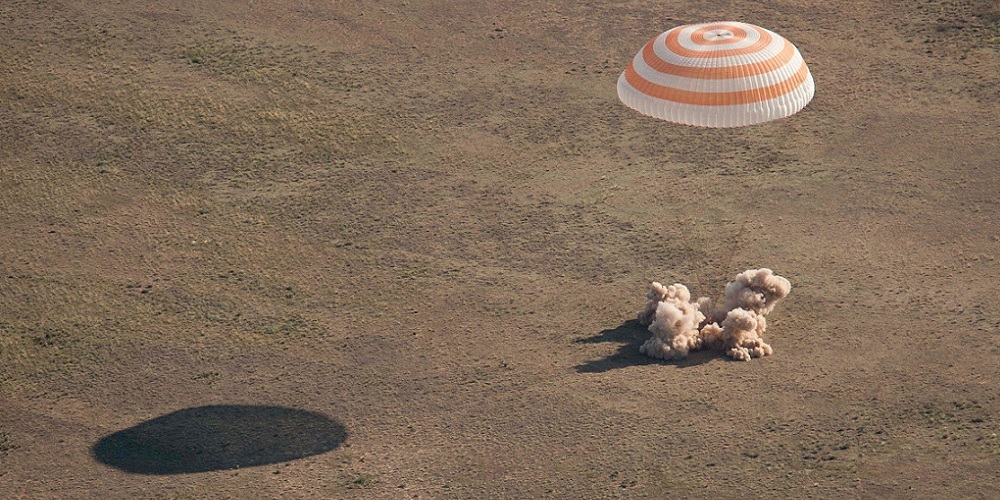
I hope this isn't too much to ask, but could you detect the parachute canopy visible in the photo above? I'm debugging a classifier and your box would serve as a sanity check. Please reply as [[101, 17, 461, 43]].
[[617, 22, 815, 128]]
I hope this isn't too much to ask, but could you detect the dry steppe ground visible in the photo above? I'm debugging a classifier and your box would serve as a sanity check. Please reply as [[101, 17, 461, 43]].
[[2, 0, 1000, 498]]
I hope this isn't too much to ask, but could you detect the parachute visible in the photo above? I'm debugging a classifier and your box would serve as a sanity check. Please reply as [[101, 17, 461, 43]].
[[617, 22, 815, 128]]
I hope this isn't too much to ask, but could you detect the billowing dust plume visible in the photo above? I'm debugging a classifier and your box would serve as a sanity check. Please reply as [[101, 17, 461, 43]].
[[637, 268, 791, 361], [637, 283, 706, 360]]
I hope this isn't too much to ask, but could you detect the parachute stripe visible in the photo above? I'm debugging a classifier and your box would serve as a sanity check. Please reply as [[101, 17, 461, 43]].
[[623, 57, 810, 106], [664, 24, 771, 58], [689, 24, 750, 45], [617, 22, 815, 127], [641, 37, 797, 80]]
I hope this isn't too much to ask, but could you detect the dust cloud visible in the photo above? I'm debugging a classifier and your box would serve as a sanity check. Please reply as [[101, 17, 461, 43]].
[[637, 268, 791, 361]]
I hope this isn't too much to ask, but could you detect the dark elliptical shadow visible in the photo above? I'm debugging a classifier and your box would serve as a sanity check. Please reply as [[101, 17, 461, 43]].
[[92, 405, 347, 474], [574, 319, 715, 372]]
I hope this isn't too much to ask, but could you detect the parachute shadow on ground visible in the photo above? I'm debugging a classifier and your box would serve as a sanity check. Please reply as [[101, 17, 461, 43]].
[[91, 405, 347, 474], [573, 320, 715, 372]]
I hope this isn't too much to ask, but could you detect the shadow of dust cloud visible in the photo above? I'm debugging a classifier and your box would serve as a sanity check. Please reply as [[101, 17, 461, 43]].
[[92, 405, 347, 474], [574, 320, 716, 372]]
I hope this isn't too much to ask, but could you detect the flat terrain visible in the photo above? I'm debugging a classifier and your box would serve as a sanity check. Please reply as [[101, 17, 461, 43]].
[[2, 0, 999, 498]]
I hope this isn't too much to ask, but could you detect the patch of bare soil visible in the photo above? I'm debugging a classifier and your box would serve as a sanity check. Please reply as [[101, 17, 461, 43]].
[[2, 0, 998, 497]]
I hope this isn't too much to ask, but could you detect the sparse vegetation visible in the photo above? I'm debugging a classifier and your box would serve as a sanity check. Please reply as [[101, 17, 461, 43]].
[[2, 0, 999, 497], [345, 473, 378, 489], [0, 433, 18, 454], [261, 317, 306, 336]]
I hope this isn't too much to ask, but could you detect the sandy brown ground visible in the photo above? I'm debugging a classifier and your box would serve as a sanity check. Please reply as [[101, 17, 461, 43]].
[[2, 0, 999, 498]]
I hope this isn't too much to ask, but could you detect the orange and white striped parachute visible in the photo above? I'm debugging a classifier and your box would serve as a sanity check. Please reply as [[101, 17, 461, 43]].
[[617, 22, 815, 128]]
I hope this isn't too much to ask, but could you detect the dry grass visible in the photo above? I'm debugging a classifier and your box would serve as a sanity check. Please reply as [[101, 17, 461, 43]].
[[2, 0, 999, 497]]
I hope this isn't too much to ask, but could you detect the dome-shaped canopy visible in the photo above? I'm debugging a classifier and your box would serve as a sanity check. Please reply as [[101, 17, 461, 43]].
[[617, 22, 815, 128]]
